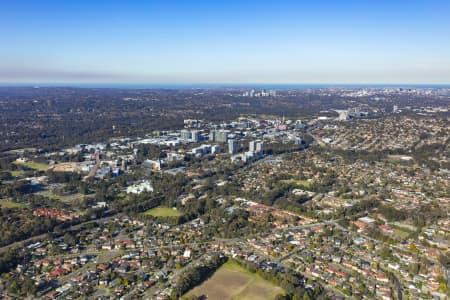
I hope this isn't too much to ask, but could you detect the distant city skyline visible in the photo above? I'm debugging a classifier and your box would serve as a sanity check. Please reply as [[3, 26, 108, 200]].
[[1, 0, 450, 84]]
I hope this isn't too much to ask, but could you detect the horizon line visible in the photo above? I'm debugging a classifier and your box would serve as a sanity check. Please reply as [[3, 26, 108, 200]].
[[1, 82, 450, 89]]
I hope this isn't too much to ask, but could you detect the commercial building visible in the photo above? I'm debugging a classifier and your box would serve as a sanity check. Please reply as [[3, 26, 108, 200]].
[[209, 130, 216, 142], [256, 141, 264, 153], [393, 105, 399, 113], [337, 110, 349, 121], [249, 140, 257, 152], [228, 139, 238, 154], [211, 145, 221, 154], [180, 130, 191, 141], [191, 130, 200, 142], [216, 130, 229, 143]]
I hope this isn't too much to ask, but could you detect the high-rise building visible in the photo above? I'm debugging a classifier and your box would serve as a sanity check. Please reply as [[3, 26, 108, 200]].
[[249, 140, 257, 152], [337, 110, 349, 121], [228, 139, 238, 154], [294, 138, 303, 145], [393, 105, 398, 113], [256, 141, 264, 153], [209, 130, 216, 142], [180, 129, 191, 141], [351, 107, 361, 117], [211, 145, 221, 154], [216, 130, 228, 143], [191, 130, 200, 142]]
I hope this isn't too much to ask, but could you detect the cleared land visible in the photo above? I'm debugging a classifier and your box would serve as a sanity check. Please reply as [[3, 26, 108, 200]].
[[143, 206, 182, 217], [52, 162, 83, 173], [184, 260, 284, 300], [36, 190, 95, 204]]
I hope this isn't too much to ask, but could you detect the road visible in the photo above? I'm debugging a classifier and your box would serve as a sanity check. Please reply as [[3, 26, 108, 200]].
[[83, 157, 100, 181]]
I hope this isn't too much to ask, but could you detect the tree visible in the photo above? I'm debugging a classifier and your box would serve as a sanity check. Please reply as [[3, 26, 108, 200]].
[[8, 280, 19, 295], [409, 243, 420, 254], [21, 276, 37, 296], [408, 263, 419, 276], [80, 183, 89, 195]]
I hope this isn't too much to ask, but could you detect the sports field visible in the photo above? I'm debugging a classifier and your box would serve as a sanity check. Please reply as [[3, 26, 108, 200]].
[[143, 206, 182, 217], [10, 170, 22, 177], [0, 200, 27, 209], [13, 160, 49, 171], [281, 179, 312, 189], [184, 260, 284, 300]]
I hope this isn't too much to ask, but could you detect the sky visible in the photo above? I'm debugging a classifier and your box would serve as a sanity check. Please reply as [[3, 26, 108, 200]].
[[1, 0, 450, 85]]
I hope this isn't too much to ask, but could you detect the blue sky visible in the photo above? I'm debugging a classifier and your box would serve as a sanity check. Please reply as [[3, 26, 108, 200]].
[[1, 0, 450, 84]]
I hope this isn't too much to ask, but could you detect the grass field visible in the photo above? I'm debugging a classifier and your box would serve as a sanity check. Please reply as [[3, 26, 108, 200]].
[[14, 160, 49, 171], [281, 179, 312, 189], [143, 206, 183, 217], [3, 148, 37, 155], [393, 228, 411, 240], [184, 260, 284, 300], [10, 170, 23, 177], [0, 199, 27, 209]]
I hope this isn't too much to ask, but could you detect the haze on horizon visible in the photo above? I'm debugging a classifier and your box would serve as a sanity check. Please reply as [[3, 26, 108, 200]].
[[1, 0, 450, 85]]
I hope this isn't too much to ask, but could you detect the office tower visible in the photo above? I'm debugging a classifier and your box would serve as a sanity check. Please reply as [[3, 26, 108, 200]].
[[338, 110, 349, 121], [180, 129, 191, 141], [256, 141, 264, 153], [228, 139, 238, 154], [216, 130, 228, 143], [393, 105, 398, 113], [209, 130, 216, 142], [191, 130, 200, 142], [249, 140, 257, 152], [211, 145, 221, 154]]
